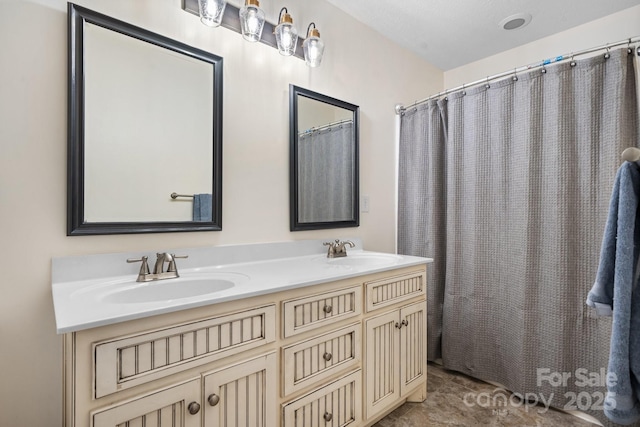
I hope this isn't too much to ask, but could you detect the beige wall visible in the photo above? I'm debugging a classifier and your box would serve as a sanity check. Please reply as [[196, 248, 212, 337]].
[[444, 4, 640, 88], [0, 0, 441, 425]]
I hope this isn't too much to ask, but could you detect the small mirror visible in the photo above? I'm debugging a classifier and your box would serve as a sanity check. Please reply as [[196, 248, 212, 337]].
[[289, 85, 359, 231], [68, 4, 223, 235]]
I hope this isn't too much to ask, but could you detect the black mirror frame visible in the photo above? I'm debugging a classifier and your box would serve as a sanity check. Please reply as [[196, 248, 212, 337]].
[[67, 3, 223, 235], [289, 84, 360, 231]]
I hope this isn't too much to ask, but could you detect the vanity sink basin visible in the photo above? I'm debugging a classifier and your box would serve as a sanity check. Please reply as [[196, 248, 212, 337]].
[[323, 253, 403, 267], [100, 276, 237, 304]]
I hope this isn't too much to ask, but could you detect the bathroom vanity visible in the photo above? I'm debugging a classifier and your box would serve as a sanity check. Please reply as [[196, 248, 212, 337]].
[[53, 239, 431, 427]]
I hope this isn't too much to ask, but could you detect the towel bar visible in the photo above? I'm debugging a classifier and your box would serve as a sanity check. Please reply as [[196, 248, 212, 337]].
[[170, 192, 194, 199]]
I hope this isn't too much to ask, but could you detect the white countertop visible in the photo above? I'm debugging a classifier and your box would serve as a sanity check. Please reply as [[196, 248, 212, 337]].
[[52, 239, 432, 334]]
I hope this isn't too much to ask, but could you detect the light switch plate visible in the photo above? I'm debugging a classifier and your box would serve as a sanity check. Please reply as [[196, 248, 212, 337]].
[[362, 196, 370, 213]]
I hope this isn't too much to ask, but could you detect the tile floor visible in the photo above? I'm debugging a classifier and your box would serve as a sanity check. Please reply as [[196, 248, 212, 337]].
[[373, 363, 598, 426]]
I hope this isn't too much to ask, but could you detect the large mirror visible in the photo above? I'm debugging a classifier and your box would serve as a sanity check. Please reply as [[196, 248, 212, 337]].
[[289, 85, 359, 231], [68, 4, 223, 235]]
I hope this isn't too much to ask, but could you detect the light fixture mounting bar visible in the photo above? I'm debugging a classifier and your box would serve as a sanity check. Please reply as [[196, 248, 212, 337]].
[[182, 0, 306, 60]]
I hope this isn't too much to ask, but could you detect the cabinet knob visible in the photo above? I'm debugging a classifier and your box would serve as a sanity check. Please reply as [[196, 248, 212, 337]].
[[323, 412, 333, 422], [395, 322, 402, 329], [323, 352, 333, 362], [187, 402, 201, 415], [208, 394, 220, 406], [323, 305, 333, 314], [402, 319, 409, 327]]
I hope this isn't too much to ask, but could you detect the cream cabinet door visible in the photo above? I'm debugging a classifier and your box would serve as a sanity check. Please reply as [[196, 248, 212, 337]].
[[364, 301, 427, 419], [400, 301, 426, 396], [364, 310, 400, 419], [203, 352, 277, 427], [92, 378, 201, 427]]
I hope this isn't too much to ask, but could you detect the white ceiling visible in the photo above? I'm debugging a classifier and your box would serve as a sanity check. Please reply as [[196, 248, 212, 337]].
[[323, 0, 640, 70]]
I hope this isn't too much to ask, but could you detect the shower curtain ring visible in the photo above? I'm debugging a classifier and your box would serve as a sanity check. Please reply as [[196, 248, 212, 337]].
[[570, 54, 576, 67], [628, 39, 633, 54], [604, 46, 610, 59], [540, 58, 547, 74], [462, 83, 466, 96], [485, 76, 490, 89], [512, 68, 518, 82]]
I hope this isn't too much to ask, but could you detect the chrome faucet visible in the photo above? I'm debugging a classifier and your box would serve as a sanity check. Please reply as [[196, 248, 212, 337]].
[[323, 239, 355, 258], [127, 252, 188, 282]]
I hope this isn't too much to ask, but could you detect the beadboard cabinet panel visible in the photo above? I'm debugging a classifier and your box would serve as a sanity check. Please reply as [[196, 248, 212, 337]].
[[94, 305, 275, 397], [92, 378, 201, 427], [364, 311, 400, 419], [364, 271, 425, 312], [362, 268, 427, 421], [282, 370, 362, 427], [283, 323, 361, 396], [203, 352, 277, 427], [400, 302, 427, 396], [283, 286, 362, 338]]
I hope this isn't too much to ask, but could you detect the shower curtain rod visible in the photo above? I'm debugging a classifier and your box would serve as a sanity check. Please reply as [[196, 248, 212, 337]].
[[395, 35, 640, 114], [299, 118, 353, 135]]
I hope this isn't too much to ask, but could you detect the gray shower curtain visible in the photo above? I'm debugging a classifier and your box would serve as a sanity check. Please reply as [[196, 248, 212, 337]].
[[398, 48, 638, 425], [398, 100, 447, 360], [298, 121, 355, 222]]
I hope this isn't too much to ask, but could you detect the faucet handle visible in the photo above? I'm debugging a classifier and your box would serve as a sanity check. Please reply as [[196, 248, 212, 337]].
[[167, 254, 188, 273], [127, 256, 150, 279], [323, 239, 341, 248], [323, 241, 336, 253], [323, 240, 342, 258]]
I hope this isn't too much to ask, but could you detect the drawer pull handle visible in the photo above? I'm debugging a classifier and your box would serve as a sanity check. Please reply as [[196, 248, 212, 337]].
[[402, 319, 409, 327], [323, 305, 333, 314], [323, 352, 333, 361], [208, 394, 220, 406], [324, 412, 333, 422], [395, 322, 402, 329], [188, 402, 201, 415]]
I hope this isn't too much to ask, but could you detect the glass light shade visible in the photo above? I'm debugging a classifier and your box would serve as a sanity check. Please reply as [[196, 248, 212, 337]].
[[198, 0, 227, 27], [239, 3, 265, 42], [303, 35, 324, 67], [275, 22, 298, 56]]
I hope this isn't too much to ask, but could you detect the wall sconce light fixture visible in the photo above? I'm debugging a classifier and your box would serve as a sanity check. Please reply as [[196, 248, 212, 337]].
[[274, 7, 298, 56], [239, 0, 266, 42], [303, 22, 324, 67], [183, 0, 323, 67], [198, 0, 227, 27]]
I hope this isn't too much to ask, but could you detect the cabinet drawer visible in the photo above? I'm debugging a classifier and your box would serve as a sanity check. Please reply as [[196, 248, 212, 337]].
[[365, 270, 425, 312], [282, 370, 362, 427], [282, 324, 361, 396], [94, 305, 275, 398], [283, 286, 362, 338]]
